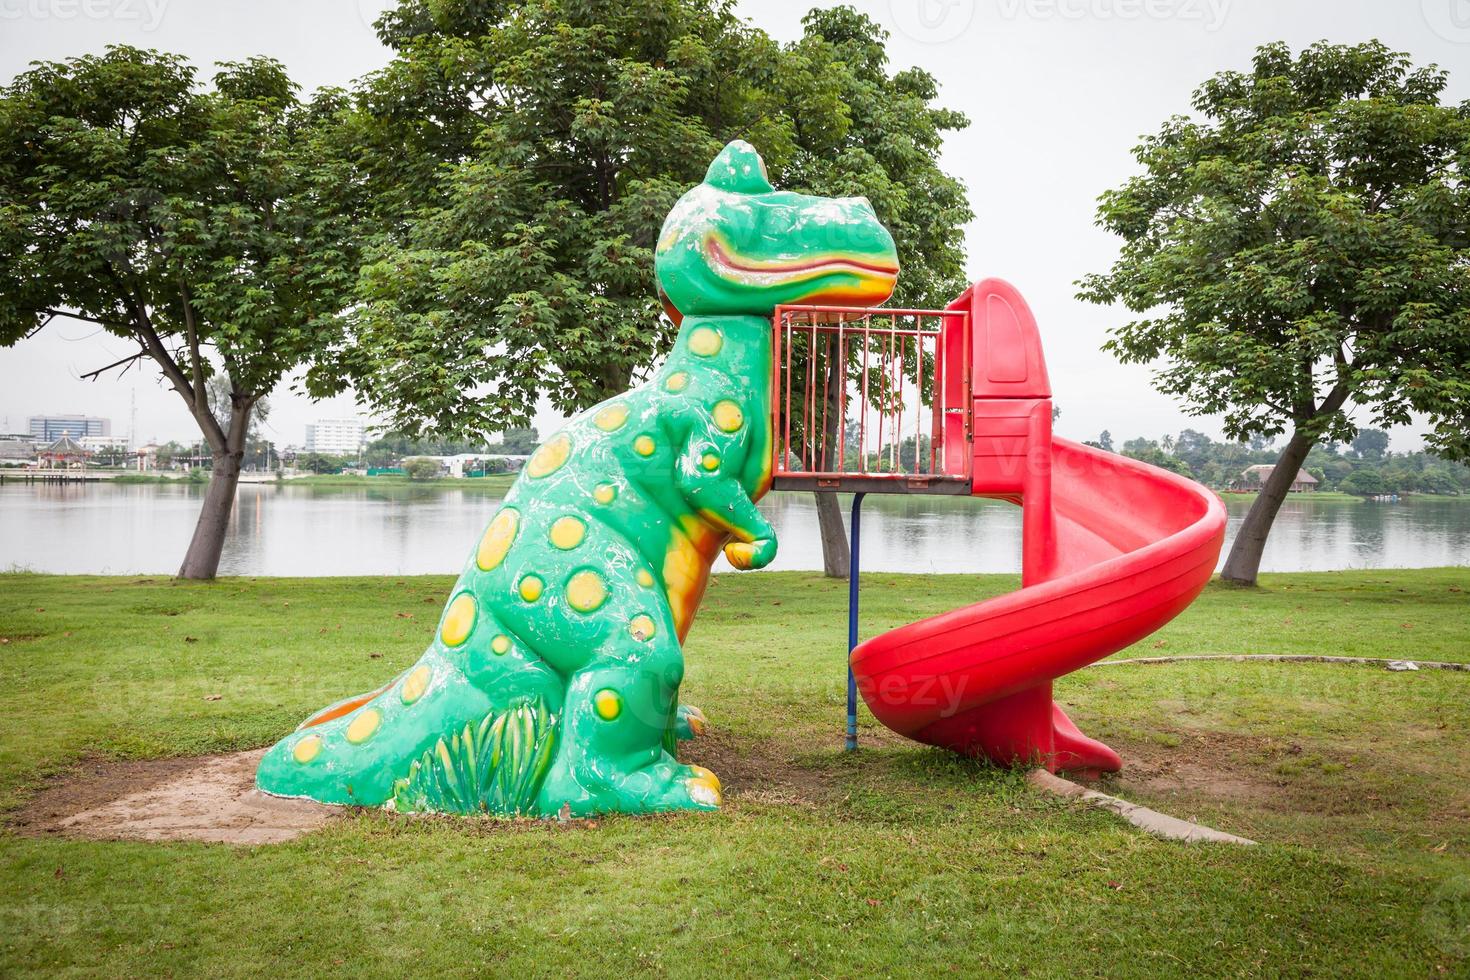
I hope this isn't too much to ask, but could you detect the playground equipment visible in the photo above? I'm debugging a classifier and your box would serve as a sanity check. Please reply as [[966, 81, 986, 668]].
[[256, 139, 1225, 816], [771, 282, 1227, 775]]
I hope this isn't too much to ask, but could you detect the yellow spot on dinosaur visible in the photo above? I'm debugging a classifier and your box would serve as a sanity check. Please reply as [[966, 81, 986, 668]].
[[629, 614, 656, 641], [594, 404, 629, 431], [440, 593, 476, 646], [476, 508, 519, 571], [491, 634, 511, 655], [566, 570, 608, 613], [713, 400, 744, 432], [701, 453, 720, 471], [593, 483, 617, 504], [519, 575, 544, 602], [293, 734, 322, 764], [636, 569, 654, 588], [401, 665, 431, 704], [527, 433, 570, 478], [550, 516, 586, 550], [688, 327, 723, 357], [633, 435, 656, 456], [665, 372, 689, 392], [346, 708, 381, 744], [593, 689, 622, 720]]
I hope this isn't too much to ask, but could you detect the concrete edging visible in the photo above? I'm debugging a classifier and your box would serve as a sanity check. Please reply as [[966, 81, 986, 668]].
[[1027, 769, 1258, 846], [1087, 654, 1469, 671]]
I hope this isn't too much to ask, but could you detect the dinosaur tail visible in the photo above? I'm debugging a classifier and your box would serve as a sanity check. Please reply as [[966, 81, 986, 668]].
[[389, 696, 560, 816]]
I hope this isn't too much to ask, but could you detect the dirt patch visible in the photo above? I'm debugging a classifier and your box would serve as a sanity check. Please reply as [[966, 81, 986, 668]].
[[9, 750, 338, 844], [681, 730, 836, 807], [1092, 727, 1389, 818], [6, 729, 826, 845], [1108, 732, 1290, 809]]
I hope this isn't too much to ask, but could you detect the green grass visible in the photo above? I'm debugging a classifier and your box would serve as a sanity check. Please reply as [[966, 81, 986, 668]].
[[1, 569, 1468, 976], [289, 473, 518, 491], [1217, 489, 1364, 502]]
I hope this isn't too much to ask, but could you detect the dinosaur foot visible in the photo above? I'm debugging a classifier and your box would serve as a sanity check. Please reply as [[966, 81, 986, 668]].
[[675, 703, 710, 740], [536, 755, 722, 817]]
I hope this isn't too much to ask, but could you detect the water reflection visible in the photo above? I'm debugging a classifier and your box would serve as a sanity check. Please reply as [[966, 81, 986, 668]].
[[1, 482, 1466, 576]]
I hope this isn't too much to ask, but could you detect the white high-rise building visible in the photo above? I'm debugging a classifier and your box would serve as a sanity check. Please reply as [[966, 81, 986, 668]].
[[304, 418, 367, 455]]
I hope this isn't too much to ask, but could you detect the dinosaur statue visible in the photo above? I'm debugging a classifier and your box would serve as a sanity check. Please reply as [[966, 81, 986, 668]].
[[256, 141, 899, 816]]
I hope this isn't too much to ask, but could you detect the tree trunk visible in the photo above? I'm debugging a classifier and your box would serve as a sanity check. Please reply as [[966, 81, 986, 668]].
[[1220, 430, 1315, 586], [177, 449, 243, 579], [814, 491, 850, 579], [814, 341, 849, 578]]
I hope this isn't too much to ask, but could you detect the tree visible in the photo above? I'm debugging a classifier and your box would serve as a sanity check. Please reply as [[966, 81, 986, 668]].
[[1098, 430, 1114, 452], [403, 457, 444, 481], [330, 0, 970, 578], [0, 48, 368, 578], [1079, 41, 1470, 585], [1341, 469, 1387, 497], [1350, 427, 1390, 460]]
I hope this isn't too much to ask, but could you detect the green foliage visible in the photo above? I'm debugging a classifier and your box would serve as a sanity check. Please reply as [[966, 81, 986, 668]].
[[329, 0, 971, 437], [362, 427, 539, 468], [390, 697, 558, 815], [401, 457, 444, 481], [1351, 427, 1390, 460], [1341, 468, 1388, 497], [1100, 426, 1470, 494], [0, 47, 368, 434], [1079, 41, 1470, 459]]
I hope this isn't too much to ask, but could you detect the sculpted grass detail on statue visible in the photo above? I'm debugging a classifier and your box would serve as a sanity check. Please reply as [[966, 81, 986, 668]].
[[255, 141, 898, 816]]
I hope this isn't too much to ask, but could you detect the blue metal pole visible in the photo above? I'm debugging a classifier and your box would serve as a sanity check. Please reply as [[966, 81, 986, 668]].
[[847, 492, 865, 752]]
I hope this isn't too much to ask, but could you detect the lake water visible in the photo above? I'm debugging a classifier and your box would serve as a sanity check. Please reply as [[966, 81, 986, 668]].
[[2, 481, 1467, 576]]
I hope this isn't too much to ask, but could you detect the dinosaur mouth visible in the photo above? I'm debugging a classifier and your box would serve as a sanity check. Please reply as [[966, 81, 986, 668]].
[[705, 237, 898, 289]]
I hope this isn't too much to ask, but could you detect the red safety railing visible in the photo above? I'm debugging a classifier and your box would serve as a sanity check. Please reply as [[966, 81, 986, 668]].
[[771, 304, 972, 493]]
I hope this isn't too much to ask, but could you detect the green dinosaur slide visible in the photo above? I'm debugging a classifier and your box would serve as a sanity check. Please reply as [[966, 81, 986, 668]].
[[256, 141, 900, 816]]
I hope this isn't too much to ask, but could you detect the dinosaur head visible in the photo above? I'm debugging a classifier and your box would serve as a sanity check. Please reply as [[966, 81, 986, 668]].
[[655, 141, 899, 321]]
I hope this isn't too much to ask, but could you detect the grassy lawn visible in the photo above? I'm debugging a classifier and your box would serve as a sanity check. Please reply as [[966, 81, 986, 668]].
[[288, 473, 519, 491], [1, 569, 1467, 976], [1216, 489, 1365, 502]]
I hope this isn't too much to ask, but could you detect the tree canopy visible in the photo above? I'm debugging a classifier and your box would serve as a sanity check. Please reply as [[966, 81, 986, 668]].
[[0, 47, 368, 576], [1078, 40, 1470, 582], [322, 0, 971, 437]]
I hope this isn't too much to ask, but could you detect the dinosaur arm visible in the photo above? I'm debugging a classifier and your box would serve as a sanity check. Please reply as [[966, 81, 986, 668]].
[[674, 435, 777, 570]]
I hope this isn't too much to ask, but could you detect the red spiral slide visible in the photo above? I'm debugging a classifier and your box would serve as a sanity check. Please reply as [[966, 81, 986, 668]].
[[849, 280, 1228, 775]]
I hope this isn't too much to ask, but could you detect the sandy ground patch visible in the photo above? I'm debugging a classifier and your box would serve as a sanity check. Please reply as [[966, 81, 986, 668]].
[[10, 749, 338, 844]]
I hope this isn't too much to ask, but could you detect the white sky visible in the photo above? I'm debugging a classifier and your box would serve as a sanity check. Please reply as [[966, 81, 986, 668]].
[[1, 0, 1466, 450]]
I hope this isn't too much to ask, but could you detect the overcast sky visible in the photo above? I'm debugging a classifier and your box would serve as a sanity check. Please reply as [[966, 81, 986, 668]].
[[1, 0, 1465, 451]]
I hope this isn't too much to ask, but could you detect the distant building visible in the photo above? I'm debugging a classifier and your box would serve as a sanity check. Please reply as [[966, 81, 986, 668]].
[[1233, 464, 1318, 493], [79, 435, 129, 453], [28, 415, 110, 443], [304, 418, 367, 455], [0, 438, 33, 467]]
